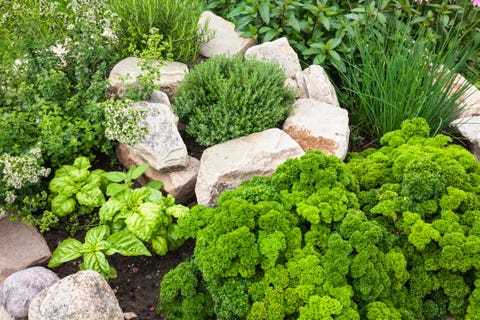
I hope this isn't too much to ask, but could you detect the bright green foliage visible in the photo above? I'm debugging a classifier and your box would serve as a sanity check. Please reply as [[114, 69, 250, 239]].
[[48, 225, 150, 280], [158, 118, 480, 319], [99, 165, 189, 256], [107, 0, 207, 65], [172, 54, 296, 146]]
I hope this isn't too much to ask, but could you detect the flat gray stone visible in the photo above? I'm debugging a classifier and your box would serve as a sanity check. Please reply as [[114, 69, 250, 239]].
[[244, 37, 302, 79], [116, 143, 199, 204], [0, 215, 51, 283], [283, 99, 350, 160], [195, 128, 304, 207], [128, 101, 188, 171], [198, 11, 256, 57]]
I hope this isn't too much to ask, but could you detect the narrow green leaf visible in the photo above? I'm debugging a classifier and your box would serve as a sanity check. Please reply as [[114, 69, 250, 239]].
[[327, 38, 342, 50], [48, 238, 83, 268], [106, 183, 129, 197], [287, 15, 301, 32]]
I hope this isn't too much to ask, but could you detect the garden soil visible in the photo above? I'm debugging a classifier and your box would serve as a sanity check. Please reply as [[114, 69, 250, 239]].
[[41, 126, 204, 320]]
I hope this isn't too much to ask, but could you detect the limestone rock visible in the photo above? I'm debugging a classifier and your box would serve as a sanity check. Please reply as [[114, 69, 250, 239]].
[[2, 267, 59, 318], [451, 73, 480, 118], [128, 101, 188, 171], [451, 117, 480, 161], [146, 90, 178, 126], [29, 270, 124, 320], [116, 143, 199, 204], [108, 57, 188, 97], [198, 11, 256, 57], [296, 65, 339, 106], [0, 215, 51, 283], [283, 99, 349, 160], [0, 305, 13, 320], [244, 37, 302, 79], [195, 128, 305, 207]]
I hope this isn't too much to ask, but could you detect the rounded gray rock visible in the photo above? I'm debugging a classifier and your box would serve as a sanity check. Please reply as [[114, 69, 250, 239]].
[[29, 270, 124, 320], [2, 266, 60, 318]]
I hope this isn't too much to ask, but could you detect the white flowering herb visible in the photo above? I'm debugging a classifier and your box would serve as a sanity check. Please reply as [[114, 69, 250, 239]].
[[102, 98, 149, 146]]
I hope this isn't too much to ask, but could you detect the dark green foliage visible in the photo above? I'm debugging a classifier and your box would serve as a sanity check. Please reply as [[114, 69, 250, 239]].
[[172, 55, 296, 146], [158, 118, 480, 319]]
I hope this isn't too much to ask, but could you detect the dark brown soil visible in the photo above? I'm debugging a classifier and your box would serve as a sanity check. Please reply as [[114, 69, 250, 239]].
[[40, 128, 204, 320]]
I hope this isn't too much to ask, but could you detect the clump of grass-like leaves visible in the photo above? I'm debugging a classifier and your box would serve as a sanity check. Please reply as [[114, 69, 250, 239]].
[[172, 55, 296, 146], [107, 0, 207, 65], [339, 19, 478, 142]]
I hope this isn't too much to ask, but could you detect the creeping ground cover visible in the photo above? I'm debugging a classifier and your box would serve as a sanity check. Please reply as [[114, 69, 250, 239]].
[[158, 118, 480, 319]]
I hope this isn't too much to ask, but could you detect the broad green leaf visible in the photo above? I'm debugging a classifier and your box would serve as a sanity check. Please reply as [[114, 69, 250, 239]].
[[85, 225, 111, 245], [125, 202, 163, 242], [319, 14, 330, 30], [77, 185, 105, 207], [99, 198, 124, 224], [166, 204, 189, 219], [106, 231, 151, 256], [73, 156, 91, 170], [147, 189, 164, 203], [326, 38, 342, 50], [69, 168, 90, 182], [106, 183, 129, 197], [85, 171, 103, 188], [128, 163, 149, 179], [146, 180, 163, 191], [152, 236, 168, 256], [258, 1, 270, 24], [49, 176, 77, 197], [82, 251, 111, 280], [51, 194, 76, 217], [102, 171, 127, 183], [287, 15, 301, 33], [48, 238, 83, 268]]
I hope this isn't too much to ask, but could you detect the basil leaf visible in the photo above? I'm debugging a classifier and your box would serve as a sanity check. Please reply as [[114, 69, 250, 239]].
[[82, 251, 111, 280], [152, 236, 168, 256], [102, 171, 127, 183], [48, 238, 83, 268], [85, 225, 111, 245], [106, 231, 151, 256], [51, 194, 76, 217], [128, 163, 149, 179], [77, 184, 105, 207]]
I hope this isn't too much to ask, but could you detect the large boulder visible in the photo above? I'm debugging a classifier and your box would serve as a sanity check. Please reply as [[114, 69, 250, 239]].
[[0, 214, 51, 283], [451, 117, 480, 161], [451, 73, 480, 118], [198, 11, 256, 57], [244, 37, 302, 79], [195, 128, 305, 207], [295, 65, 339, 106], [116, 143, 200, 204], [283, 99, 350, 160], [126, 101, 188, 171], [29, 270, 124, 320], [108, 57, 188, 97], [1, 267, 59, 318]]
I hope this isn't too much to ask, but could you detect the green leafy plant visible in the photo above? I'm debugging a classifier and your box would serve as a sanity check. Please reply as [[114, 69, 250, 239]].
[[100, 164, 189, 256], [48, 225, 151, 280], [107, 0, 207, 65], [172, 54, 296, 146], [158, 118, 480, 319], [338, 20, 478, 143]]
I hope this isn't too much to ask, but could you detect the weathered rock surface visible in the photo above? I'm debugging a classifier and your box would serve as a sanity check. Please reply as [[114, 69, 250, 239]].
[[29, 270, 124, 320], [451, 116, 480, 161], [128, 101, 188, 171], [116, 143, 199, 204], [195, 128, 305, 207], [1, 267, 59, 318], [451, 73, 480, 118], [283, 99, 349, 160], [198, 11, 256, 57], [244, 37, 302, 79], [296, 65, 339, 106], [0, 305, 13, 320], [0, 215, 51, 283], [108, 57, 188, 96]]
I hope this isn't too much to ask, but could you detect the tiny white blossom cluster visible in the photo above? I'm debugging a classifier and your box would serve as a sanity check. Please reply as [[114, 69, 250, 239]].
[[103, 99, 148, 146], [0, 145, 51, 205]]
